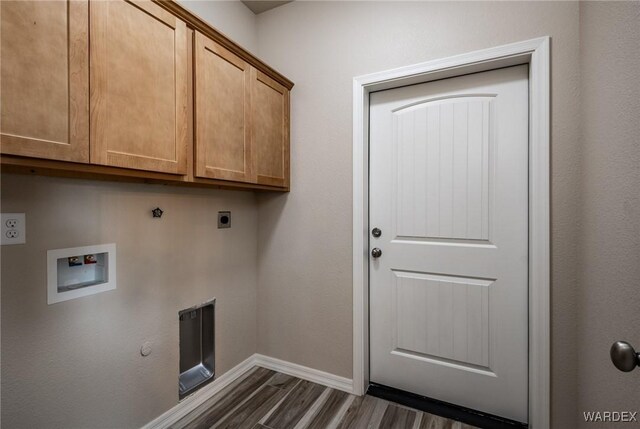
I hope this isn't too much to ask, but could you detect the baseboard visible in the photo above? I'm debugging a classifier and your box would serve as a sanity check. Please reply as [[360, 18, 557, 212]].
[[253, 353, 354, 394], [142, 354, 257, 429], [142, 353, 354, 428]]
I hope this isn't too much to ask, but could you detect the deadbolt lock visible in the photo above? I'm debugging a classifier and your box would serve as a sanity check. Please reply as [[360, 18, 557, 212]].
[[372, 227, 382, 238]]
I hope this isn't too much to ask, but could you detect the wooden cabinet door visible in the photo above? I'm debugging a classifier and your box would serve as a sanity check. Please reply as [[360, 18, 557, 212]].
[[90, 0, 187, 174], [1, 1, 89, 162], [194, 32, 253, 182], [252, 69, 290, 188]]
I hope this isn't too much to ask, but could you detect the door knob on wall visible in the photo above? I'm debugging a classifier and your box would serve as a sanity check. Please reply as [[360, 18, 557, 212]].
[[610, 341, 640, 372]]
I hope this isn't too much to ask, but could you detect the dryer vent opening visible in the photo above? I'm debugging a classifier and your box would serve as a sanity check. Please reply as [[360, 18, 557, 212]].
[[179, 299, 215, 399]]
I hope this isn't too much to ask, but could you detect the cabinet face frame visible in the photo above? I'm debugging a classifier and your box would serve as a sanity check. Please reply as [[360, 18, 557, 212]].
[[89, 0, 188, 175], [193, 32, 255, 183], [252, 69, 290, 189], [0, 0, 90, 162]]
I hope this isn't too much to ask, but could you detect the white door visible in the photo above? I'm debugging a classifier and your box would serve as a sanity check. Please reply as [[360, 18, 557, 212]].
[[369, 65, 529, 423]]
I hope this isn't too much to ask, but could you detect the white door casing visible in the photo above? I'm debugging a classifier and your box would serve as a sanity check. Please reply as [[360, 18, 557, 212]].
[[369, 65, 529, 422], [352, 37, 550, 429]]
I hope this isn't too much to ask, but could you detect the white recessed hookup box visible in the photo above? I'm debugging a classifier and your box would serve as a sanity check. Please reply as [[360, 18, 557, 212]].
[[47, 243, 117, 305]]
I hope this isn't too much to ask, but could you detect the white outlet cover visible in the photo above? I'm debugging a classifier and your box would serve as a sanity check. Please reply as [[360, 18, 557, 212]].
[[1, 213, 26, 245]]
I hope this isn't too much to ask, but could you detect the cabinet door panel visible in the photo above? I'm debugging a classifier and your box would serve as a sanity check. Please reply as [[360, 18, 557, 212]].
[[252, 69, 290, 188], [1, 0, 89, 162], [194, 32, 253, 182], [90, 0, 187, 174]]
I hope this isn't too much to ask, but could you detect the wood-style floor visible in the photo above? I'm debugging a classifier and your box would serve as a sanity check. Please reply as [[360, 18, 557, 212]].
[[172, 367, 478, 429]]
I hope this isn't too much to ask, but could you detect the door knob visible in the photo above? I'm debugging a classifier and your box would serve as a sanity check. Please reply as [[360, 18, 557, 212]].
[[371, 248, 382, 258], [610, 341, 640, 372]]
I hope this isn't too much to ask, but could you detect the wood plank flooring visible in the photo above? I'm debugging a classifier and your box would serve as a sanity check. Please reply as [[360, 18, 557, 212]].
[[172, 367, 478, 429]]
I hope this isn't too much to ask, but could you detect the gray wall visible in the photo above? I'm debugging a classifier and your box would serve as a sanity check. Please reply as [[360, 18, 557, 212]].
[[577, 2, 640, 427], [1, 2, 259, 428], [177, 0, 258, 54], [255, 2, 581, 427], [0, 175, 258, 428]]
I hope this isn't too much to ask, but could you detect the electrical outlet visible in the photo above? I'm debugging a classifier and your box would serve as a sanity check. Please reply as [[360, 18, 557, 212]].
[[1, 213, 26, 245]]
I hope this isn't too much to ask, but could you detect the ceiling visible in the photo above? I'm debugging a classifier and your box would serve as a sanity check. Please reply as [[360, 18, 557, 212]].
[[241, 1, 293, 14]]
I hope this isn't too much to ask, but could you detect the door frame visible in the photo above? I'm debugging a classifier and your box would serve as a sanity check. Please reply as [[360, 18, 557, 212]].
[[352, 37, 550, 427]]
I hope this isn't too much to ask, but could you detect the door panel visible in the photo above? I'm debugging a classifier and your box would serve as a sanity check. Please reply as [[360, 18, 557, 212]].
[[370, 65, 529, 423], [393, 271, 491, 369], [252, 69, 290, 188], [1, 0, 89, 162], [194, 32, 253, 182], [395, 96, 491, 241], [90, 0, 187, 174]]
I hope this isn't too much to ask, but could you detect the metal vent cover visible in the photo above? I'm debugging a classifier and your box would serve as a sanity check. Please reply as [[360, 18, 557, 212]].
[[179, 299, 215, 399]]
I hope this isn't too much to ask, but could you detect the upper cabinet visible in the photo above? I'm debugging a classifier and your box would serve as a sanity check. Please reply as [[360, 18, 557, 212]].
[[194, 31, 291, 189], [252, 70, 290, 189], [0, 0, 89, 162], [194, 32, 253, 183], [1, 0, 293, 191], [90, 0, 188, 174]]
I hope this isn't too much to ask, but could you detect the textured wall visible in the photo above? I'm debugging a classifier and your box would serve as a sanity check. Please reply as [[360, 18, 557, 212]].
[[177, 0, 258, 54], [255, 2, 581, 427], [577, 3, 640, 427], [0, 175, 258, 428]]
